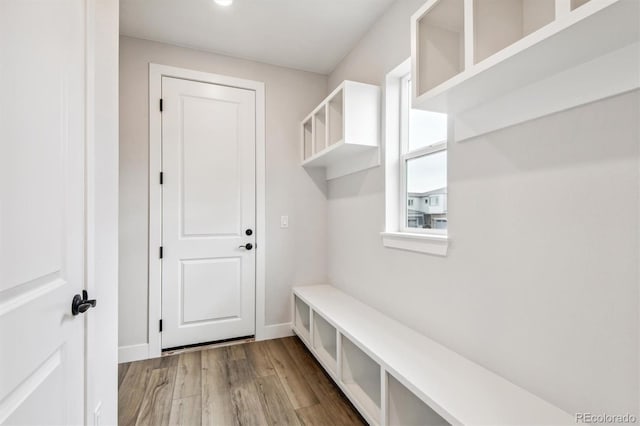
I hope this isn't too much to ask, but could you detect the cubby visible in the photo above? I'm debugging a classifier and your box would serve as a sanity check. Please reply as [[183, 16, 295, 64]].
[[411, 0, 639, 140], [312, 312, 337, 373], [301, 80, 380, 180], [293, 296, 310, 343], [327, 89, 343, 147], [571, 0, 591, 10], [387, 374, 450, 426], [341, 336, 381, 423], [313, 106, 327, 154], [474, 0, 555, 64], [415, 0, 465, 97], [302, 118, 313, 161]]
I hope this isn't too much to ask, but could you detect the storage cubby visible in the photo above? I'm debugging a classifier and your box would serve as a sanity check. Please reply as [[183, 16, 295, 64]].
[[341, 336, 381, 422], [387, 374, 450, 426], [294, 296, 311, 342], [313, 107, 327, 154], [312, 312, 337, 372], [474, 0, 555, 64], [327, 89, 343, 146], [302, 119, 313, 160], [571, 0, 591, 10], [415, 0, 465, 96], [300, 80, 380, 180]]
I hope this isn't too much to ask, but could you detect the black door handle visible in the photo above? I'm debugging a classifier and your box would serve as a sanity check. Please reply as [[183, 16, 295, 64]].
[[239, 243, 253, 250], [71, 290, 97, 316]]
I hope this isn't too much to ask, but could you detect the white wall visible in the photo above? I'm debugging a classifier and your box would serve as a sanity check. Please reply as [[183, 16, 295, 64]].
[[327, 0, 639, 416], [119, 36, 329, 348]]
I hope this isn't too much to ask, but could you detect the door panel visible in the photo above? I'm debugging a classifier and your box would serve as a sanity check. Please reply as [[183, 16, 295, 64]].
[[182, 96, 242, 237], [181, 258, 242, 323], [162, 77, 256, 349], [0, 0, 86, 424]]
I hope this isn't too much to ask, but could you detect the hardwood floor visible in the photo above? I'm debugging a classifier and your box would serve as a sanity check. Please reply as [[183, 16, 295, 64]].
[[119, 336, 366, 426]]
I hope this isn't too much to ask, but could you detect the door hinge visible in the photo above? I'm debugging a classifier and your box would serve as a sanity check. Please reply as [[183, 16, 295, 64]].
[[159, 319, 163, 332], [159, 246, 163, 259], [159, 172, 164, 184], [159, 98, 163, 112]]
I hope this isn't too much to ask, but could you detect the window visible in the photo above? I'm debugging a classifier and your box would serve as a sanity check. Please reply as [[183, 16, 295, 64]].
[[399, 74, 448, 234], [381, 59, 449, 256]]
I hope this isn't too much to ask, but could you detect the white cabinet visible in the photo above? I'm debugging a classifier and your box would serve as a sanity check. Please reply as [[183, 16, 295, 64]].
[[411, 0, 640, 140], [301, 80, 381, 180]]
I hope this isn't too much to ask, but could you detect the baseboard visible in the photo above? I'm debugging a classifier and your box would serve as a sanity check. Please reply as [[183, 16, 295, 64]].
[[257, 322, 293, 341], [118, 343, 149, 364]]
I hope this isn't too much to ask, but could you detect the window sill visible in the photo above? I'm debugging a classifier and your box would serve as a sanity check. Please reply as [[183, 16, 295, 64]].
[[380, 231, 449, 256]]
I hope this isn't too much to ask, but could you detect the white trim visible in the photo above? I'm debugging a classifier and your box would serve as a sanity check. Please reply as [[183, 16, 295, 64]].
[[148, 63, 267, 359], [258, 323, 294, 341], [118, 344, 150, 364], [381, 232, 448, 256]]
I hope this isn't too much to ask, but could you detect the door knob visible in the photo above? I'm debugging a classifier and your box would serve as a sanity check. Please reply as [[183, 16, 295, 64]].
[[239, 243, 253, 250], [71, 290, 97, 316]]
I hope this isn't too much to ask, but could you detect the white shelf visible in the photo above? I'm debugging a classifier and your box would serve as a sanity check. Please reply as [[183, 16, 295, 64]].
[[293, 285, 572, 426], [312, 312, 337, 374], [411, 0, 640, 140], [301, 80, 381, 180]]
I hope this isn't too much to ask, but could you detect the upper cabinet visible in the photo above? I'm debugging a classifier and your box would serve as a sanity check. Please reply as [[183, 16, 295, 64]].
[[411, 0, 640, 140], [301, 81, 381, 180]]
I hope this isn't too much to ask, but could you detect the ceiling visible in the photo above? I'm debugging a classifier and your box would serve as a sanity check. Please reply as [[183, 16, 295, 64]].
[[120, 0, 397, 74]]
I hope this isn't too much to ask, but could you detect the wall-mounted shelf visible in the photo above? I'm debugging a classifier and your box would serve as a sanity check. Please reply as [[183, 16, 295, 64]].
[[301, 80, 381, 180], [411, 0, 640, 140], [292, 285, 572, 426]]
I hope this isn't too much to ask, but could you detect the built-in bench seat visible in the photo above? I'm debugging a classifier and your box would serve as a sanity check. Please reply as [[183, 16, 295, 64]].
[[292, 285, 571, 426]]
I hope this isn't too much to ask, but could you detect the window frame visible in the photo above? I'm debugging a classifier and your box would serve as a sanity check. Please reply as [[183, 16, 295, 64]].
[[398, 73, 448, 236], [381, 58, 449, 256]]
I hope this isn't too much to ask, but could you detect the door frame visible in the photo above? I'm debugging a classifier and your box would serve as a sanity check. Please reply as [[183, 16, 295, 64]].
[[148, 63, 266, 358]]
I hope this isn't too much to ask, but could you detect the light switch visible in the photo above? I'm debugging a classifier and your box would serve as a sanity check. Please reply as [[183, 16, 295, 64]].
[[280, 216, 289, 228]]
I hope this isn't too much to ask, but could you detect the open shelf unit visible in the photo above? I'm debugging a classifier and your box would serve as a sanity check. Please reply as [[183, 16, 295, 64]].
[[292, 285, 572, 426], [341, 336, 381, 422], [571, 0, 591, 10], [473, 0, 556, 64], [415, 0, 465, 96], [387, 373, 449, 425], [313, 106, 327, 154], [327, 88, 343, 147], [411, 0, 640, 140], [301, 80, 381, 180], [293, 295, 311, 343], [312, 312, 337, 373]]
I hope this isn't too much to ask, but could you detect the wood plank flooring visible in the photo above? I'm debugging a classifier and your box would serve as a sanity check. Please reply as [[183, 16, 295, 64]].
[[118, 336, 366, 426]]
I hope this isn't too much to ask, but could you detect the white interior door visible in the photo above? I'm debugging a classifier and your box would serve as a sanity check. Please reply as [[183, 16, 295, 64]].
[[0, 0, 87, 424], [161, 77, 256, 349]]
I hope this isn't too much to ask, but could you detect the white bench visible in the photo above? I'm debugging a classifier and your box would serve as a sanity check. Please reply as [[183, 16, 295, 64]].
[[292, 285, 571, 426]]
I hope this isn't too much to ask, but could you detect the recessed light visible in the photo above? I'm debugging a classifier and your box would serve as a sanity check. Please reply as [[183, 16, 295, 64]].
[[214, 0, 233, 6]]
